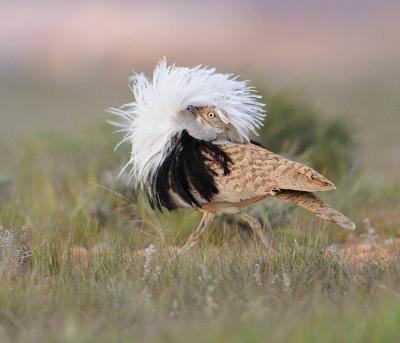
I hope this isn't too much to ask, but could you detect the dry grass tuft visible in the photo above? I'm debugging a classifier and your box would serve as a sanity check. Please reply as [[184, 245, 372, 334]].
[[325, 217, 400, 267]]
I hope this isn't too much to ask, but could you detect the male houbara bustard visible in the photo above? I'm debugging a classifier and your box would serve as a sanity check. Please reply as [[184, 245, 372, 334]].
[[109, 59, 355, 254]]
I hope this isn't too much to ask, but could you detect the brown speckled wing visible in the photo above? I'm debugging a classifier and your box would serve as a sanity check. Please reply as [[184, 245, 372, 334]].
[[206, 143, 336, 204], [275, 190, 355, 230]]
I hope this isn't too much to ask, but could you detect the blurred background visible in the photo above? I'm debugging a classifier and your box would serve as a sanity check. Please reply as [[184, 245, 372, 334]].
[[1, 0, 399, 181], [2, 3, 400, 340]]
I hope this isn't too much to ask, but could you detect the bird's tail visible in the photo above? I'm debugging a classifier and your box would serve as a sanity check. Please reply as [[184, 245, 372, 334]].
[[275, 190, 356, 230]]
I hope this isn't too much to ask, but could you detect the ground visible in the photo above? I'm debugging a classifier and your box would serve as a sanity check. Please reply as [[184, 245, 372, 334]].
[[0, 125, 399, 343]]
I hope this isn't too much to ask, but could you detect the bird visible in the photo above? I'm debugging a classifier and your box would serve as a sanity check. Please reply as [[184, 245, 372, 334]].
[[109, 58, 355, 254]]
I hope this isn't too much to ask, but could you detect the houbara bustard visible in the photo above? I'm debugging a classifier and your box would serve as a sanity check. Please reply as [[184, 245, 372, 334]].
[[109, 59, 355, 254]]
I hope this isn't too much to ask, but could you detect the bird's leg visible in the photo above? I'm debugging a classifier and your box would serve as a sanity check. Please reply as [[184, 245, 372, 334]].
[[236, 211, 272, 251], [177, 211, 215, 256]]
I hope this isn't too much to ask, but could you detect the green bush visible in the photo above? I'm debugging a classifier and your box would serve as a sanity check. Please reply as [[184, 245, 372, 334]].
[[257, 90, 354, 182]]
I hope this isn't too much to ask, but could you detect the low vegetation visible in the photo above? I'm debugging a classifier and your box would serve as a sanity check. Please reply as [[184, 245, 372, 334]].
[[0, 92, 399, 342]]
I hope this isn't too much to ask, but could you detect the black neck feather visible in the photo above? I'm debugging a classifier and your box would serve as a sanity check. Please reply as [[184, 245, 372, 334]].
[[148, 130, 232, 211]]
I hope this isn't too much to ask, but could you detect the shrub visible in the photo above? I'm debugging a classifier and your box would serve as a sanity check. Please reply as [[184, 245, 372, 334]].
[[257, 90, 354, 182]]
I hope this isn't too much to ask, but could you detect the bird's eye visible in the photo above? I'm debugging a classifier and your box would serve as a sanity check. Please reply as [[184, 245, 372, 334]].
[[207, 112, 216, 119]]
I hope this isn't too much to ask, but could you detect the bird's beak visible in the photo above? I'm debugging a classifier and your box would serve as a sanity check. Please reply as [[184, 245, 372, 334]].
[[186, 105, 197, 116]]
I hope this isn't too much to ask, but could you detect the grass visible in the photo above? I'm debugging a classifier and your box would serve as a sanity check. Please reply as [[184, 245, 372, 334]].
[[0, 124, 400, 343]]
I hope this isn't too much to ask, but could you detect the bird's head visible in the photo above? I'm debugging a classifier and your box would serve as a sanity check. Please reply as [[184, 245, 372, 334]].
[[176, 105, 241, 142], [108, 58, 266, 187]]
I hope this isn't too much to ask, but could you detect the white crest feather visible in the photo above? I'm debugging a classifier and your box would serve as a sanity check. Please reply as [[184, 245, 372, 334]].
[[108, 58, 266, 187]]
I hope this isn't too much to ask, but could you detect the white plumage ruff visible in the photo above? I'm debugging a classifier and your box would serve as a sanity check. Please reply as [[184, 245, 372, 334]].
[[108, 58, 265, 190]]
